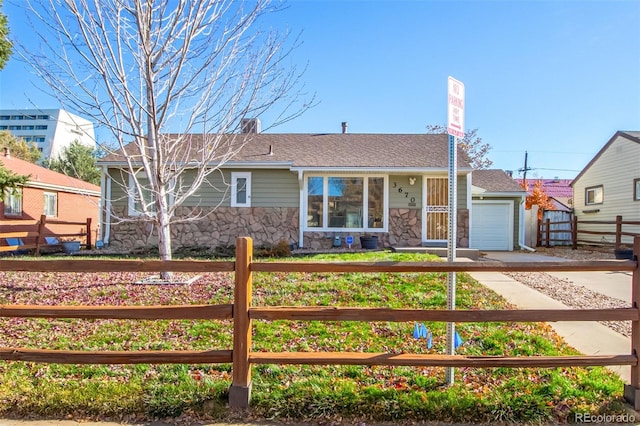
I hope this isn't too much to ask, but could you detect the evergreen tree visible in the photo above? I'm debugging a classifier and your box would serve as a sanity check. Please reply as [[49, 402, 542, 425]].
[[44, 140, 101, 185]]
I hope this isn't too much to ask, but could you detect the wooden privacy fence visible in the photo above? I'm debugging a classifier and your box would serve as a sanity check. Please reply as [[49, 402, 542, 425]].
[[1, 237, 640, 409], [538, 214, 640, 249], [0, 215, 93, 255]]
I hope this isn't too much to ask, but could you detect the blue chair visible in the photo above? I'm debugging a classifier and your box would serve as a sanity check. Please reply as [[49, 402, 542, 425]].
[[6, 238, 29, 255]]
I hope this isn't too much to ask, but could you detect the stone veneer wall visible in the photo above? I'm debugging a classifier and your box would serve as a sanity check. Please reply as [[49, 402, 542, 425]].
[[108, 206, 299, 250], [302, 208, 468, 249], [108, 206, 469, 250]]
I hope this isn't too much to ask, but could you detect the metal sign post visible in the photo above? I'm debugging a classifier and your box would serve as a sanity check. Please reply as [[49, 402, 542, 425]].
[[445, 76, 464, 385]]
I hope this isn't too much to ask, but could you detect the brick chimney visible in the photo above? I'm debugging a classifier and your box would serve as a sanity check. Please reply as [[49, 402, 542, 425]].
[[241, 118, 261, 134]]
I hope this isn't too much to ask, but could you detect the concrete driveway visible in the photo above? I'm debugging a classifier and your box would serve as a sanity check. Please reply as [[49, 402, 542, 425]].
[[470, 251, 633, 382], [481, 251, 633, 302]]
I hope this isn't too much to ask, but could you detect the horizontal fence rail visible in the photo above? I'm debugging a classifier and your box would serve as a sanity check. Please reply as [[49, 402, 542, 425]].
[[538, 214, 640, 249], [0, 236, 639, 409], [0, 215, 93, 254]]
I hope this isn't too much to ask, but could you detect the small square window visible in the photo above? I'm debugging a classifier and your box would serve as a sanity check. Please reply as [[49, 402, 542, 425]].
[[585, 185, 603, 205], [231, 172, 251, 207]]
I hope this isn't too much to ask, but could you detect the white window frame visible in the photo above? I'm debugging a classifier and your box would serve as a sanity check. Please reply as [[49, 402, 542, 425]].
[[585, 185, 603, 205], [303, 174, 388, 232], [634, 178, 640, 201], [3, 188, 22, 216], [231, 172, 252, 207], [43, 192, 58, 217], [127, 172, 177, 217]]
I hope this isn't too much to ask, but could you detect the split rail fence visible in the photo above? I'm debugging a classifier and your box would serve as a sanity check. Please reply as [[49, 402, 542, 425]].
[[0, 215, 93, 255], [1, 236, 640, 409], [538, 214, 640, 249]]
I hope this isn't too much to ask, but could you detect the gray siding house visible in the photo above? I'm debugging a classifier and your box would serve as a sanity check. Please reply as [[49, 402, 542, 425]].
[[98, 132, 478, 250], [571, 131, 640, 246]]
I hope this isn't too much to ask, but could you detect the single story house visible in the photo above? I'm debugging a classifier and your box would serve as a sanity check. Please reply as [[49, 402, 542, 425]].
[[0, 147, 100, 238], [98, 130, 521, 251], [471, 169, 528, 251], [571, 130, 640, 246]]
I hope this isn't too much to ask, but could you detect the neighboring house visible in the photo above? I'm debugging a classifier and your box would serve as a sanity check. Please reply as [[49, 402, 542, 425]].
[[571, 130, 640, 246], [471, 170, 528, 251], [516, 178, 573, 211], [99, 129, 510, 250], [0, 109, 95, 160], [0, 147, 100, 238]]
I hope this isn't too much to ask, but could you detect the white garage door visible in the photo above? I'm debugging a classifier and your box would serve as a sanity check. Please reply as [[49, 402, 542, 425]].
[[471, 202, 513, 251]]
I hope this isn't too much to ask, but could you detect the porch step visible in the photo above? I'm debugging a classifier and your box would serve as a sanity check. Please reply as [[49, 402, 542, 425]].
[[392, 246, 480, 260]]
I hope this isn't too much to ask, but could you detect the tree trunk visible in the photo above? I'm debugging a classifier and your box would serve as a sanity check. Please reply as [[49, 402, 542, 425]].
[[156, 187, 173, 280]]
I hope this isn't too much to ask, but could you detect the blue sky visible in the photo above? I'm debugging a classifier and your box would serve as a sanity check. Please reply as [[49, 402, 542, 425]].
[[1, 0, 639, 179]]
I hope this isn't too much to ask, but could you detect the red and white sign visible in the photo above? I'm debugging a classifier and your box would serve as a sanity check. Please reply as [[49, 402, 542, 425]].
[[447, 76, 465, 138]]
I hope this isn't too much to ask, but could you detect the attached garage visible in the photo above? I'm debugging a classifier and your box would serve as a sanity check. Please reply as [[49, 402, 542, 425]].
[[470, 170, 527, 252], [471, 201, 513, 250]]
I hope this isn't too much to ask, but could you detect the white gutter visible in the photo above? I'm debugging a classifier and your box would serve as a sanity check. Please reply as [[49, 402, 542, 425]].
[[297, 170, 304, 248], [99, 167, 106, 242], [26, 181, 100, 197], [290, 166, 474, 174], [102, 166, 112, 245], [97, 161, 294, 169]]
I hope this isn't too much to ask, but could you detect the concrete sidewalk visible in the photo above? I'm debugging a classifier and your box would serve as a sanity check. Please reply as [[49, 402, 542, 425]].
[[469, 251, 633, 381]]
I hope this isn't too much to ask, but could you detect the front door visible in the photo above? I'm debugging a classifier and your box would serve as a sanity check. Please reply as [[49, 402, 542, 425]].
[[424, 177, 448, 242]]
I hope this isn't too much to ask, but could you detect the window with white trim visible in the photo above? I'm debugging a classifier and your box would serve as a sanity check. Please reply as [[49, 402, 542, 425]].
[[128, 173, 157, 216], [305, 175, 386, 231], [634, 178, 640, 201], [585, 185, 603, 205], [3, 188, 22, 216], [231, 172, 251, 207], [43, 192, 57, 217]]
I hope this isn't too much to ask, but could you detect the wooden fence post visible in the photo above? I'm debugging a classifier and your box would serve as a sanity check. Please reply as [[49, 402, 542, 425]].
[[545, 218, 551, 248], [86, 218, 92, 249], [229, 237, 253, 408], [536, 217, 542, 247], [616, 215, 623, 249], [625, 236, 640, 409], [35, 215, 47, 256], [572, 216, 578, 250]]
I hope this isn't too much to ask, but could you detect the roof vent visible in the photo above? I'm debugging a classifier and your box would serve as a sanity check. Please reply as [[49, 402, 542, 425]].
[[241, 118, 261, 134], [341, 121, 348, 134]]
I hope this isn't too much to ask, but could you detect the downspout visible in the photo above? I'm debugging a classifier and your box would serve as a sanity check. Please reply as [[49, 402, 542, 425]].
[[466, 173, 472, 247], [518, 196, 535, 252], [102, 165, 112, 245], [298, 170, 304, 248]]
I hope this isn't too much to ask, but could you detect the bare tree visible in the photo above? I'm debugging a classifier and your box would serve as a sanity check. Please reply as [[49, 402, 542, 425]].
[[425, 125, 493, 169], [19, 0, 310, 272]]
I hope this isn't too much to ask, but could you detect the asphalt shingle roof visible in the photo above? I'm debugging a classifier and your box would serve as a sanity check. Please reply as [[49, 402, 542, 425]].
[[472, 169, 525, 193], [100, 133, 472, 169]]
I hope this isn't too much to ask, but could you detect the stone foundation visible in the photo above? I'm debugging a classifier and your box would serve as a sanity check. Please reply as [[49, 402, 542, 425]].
[[108, 206, 299, 250], [107, 206, 469, 251]]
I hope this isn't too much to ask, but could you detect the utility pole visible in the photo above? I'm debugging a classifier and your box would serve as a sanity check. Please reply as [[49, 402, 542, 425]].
[[520, 151, 532, 187]]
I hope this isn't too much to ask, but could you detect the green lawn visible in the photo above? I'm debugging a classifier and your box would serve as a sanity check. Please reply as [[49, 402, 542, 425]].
[[0, 250, 629, 424]]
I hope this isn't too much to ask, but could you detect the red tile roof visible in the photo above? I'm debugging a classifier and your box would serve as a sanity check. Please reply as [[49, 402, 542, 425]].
[[0, 151, 100, 195], [516, 178, 573, 198]]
